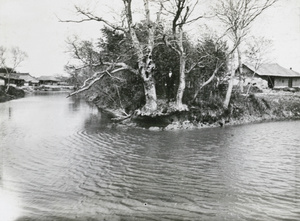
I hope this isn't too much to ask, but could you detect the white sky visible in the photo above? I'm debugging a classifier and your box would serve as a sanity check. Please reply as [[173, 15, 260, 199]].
[[0, 0, 299, 77]]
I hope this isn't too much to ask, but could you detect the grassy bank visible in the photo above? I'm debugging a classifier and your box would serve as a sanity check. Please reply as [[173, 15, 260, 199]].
[[159, 90, 300, 130], [116, 90, 299, 130], [0, 85, 25, 102], [233, 91, 300, 124], [85, 87, 300, 130]]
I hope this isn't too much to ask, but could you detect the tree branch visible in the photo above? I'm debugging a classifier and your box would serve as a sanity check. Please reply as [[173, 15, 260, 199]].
[[67, 61, 137, 98], [192, 62, 224, 101], [185, 54, 210, 74], [59, 6, 127, 32], [163, 34, 181, 55], [67, 73, 106, 97]]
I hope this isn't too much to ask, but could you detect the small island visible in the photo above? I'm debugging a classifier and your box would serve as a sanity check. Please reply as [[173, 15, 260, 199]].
[[69, 63, 300, 131]]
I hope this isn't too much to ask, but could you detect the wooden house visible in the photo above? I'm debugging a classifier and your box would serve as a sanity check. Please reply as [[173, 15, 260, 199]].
[[0, 72, 39, 87], [18, 73, 39, 86], [0, 73, 25, 86], [242, 63, 300, 89], [38, 76, 60, 85]]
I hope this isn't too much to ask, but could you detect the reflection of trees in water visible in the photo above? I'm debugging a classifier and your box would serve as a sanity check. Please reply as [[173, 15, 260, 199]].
[[83, 112, 112, 132], [8, 107, 12, 119], [68, 96, 82, 112], [68, 95, 113, 131]]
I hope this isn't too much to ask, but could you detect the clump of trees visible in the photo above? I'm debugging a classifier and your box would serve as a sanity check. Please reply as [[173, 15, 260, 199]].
[[63, 0, 278, 118], [0, 46, 27, 93]]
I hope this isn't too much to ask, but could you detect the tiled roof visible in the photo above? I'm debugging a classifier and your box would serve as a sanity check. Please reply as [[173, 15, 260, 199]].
[[244, 63, 300, 77], [0, 72, 25, 80], [20, 75, 39, 83], [0, 72, 39, 83]]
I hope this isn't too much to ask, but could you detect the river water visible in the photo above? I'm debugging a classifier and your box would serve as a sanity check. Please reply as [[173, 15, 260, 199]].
[[0, 93, 299, 221]]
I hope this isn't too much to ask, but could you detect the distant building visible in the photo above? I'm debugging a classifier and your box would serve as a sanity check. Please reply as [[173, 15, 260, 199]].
[[18, 73, 39, 86], [0, 72, 40, 87], [242, 63, 300, 89], [38, 76, 60, 85], [0, 72, 25, 87]]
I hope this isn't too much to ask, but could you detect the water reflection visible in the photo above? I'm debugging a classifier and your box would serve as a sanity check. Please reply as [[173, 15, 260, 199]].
[[8, 107, 12, 119], [0, 93, 300, 220], [68, 96, 82, 113]]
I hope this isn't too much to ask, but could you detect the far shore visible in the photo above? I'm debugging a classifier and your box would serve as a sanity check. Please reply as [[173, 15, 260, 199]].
[[0, 85, 74, 103]]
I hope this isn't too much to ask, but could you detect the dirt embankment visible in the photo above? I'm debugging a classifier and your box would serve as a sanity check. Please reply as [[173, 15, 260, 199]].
[[0, 85, 25, 102], [250, 91, 300, 120], [113, 90, 300, 130], [196, 91, 300, 130]]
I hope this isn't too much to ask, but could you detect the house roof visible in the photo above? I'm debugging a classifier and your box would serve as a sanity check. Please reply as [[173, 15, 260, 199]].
[[0, 72, 39, 83], [244, 63, 300, 77], [18, 73, 39, 83], [0, 72, 26, 80], [38, 76, 60, 82]]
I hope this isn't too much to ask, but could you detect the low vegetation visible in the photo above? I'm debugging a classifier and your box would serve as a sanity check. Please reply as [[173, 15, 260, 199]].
[[0, 85, 25, 102], [79, 83, 300, 130]]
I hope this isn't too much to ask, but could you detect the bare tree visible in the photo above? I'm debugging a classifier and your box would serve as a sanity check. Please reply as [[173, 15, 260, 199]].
[[0, 46, 28, 93], [215, 0, 278, 108], [65, 37, 102, 85], [245, 36, 273, 94], [162, 0, 206, 110], [62, 0, 164, 115]]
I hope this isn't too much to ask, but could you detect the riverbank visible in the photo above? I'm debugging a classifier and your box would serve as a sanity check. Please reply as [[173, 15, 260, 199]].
[[107, 90, 300, 130], [226, 91, 300, 125], [0, 85, 25, 102], [0, 85, 76, 103]]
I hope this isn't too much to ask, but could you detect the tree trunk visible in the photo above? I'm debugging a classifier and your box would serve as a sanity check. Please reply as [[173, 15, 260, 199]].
[[175, 54, 186, 110], [223, 64, 235, 109], [174, 26, 187, 111], [237, 46, 244, 93], [141, 75, 157, 114], [122, 0, 158, 115], [139, 53, 157, 114]]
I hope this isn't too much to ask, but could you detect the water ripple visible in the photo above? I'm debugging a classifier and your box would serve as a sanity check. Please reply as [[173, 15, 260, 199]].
[[1, 95, 300, 220]]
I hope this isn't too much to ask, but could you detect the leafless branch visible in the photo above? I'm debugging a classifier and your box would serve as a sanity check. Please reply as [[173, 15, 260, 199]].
[[67, 73, 106, 97], [67, 60, 138, 98], [185, 54, 210, 74], [192, 62, 224, 101], [162, 34, 181, 54], [59, 6, 127, 32]]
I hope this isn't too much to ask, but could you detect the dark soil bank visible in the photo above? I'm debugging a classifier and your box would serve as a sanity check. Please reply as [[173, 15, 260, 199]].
[[0, 85, 25, 102], [108, 91, 300, 130]]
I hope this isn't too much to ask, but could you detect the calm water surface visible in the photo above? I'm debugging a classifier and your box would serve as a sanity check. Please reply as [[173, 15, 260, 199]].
[[0, 93, 299, 221]]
